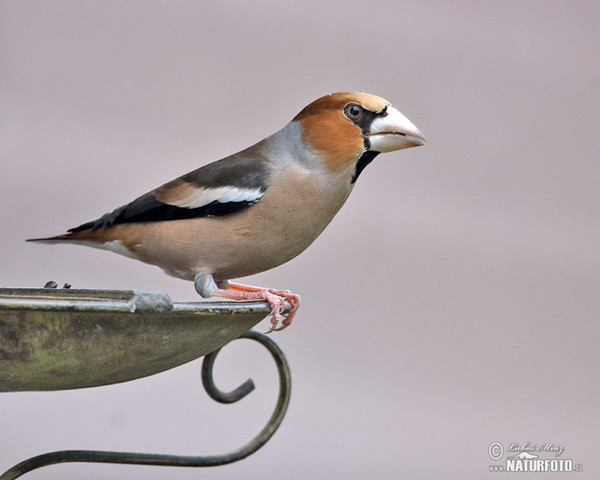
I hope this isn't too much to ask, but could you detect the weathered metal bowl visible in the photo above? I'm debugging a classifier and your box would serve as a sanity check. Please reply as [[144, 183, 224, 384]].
[[0, 288, 272, 392]]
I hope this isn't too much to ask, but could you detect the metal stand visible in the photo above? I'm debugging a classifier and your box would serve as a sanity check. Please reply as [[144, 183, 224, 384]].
[[0, 329, 291, 479]]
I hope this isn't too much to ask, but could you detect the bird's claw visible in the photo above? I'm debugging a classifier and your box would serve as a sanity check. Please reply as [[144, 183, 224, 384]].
[[258, 289, 300, 334], [213, 283, 300, 333]]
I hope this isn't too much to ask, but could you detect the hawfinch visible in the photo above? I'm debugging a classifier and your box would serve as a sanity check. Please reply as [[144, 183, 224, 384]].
[[29, 92, 425, 332]]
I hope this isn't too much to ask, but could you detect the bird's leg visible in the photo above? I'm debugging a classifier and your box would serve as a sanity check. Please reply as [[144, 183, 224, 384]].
[[194, 273, 299, 333], [218, 283, 300, 333], [194, 272, 219, 298]]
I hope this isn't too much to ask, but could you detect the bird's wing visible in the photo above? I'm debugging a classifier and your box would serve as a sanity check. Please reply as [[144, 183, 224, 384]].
[[70, 153, 271, 232]]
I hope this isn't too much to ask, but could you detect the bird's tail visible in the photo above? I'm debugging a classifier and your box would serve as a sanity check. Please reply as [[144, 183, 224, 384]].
[[26, 230, 92, 244], [27, 227, 135, 259], [27, 234, 71, 243]]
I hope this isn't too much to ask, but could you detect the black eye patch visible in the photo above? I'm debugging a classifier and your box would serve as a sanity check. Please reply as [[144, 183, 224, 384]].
[[343, 103, 381, 135]]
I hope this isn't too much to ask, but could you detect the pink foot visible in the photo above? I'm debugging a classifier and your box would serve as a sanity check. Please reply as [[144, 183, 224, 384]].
[[215, 284, 300, 333]]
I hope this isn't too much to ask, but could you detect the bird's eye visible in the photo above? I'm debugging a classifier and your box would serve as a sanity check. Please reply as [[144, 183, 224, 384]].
[[344, 103, 363, 120]]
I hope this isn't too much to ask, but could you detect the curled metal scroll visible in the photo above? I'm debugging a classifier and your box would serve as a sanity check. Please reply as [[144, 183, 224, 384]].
[[0, 330, 291, 479]]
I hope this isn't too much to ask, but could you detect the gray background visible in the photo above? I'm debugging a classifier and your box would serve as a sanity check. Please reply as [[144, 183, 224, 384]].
[[1, 1, 599, 479]]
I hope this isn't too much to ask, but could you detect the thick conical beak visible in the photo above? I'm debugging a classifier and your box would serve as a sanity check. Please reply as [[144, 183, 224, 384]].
[[367, 106, 426, 152]]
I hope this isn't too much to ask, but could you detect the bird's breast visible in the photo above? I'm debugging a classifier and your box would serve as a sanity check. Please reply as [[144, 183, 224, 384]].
[[127, 165, 354, 281]]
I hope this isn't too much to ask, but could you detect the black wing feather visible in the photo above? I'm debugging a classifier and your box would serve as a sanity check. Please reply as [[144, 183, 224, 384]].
[[68, 193, 260, 232], [69, 151, 270, 232]]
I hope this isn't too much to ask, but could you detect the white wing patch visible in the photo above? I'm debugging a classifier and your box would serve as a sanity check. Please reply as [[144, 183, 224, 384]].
[[166, 186, 264, 209]]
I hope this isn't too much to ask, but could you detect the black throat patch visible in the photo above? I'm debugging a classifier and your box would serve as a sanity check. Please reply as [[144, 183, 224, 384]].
[[351, 150, 380, 184]]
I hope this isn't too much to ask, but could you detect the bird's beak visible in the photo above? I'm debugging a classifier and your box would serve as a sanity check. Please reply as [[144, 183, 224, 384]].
[[367, 106, 426, 152]]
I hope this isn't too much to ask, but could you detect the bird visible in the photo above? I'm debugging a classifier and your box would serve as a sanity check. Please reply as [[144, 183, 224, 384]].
[[28, 91, 425, 332]]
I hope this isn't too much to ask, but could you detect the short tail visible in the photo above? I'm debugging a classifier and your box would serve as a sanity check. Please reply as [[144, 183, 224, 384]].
[[26, 231, 88, 243], [27, 214, 103, 243], [27, 227, 134, 259], [27, 234, 73, 244]]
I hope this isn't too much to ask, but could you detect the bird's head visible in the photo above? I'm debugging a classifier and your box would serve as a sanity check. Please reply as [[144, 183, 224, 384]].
[[293, 91, 425, 181]]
